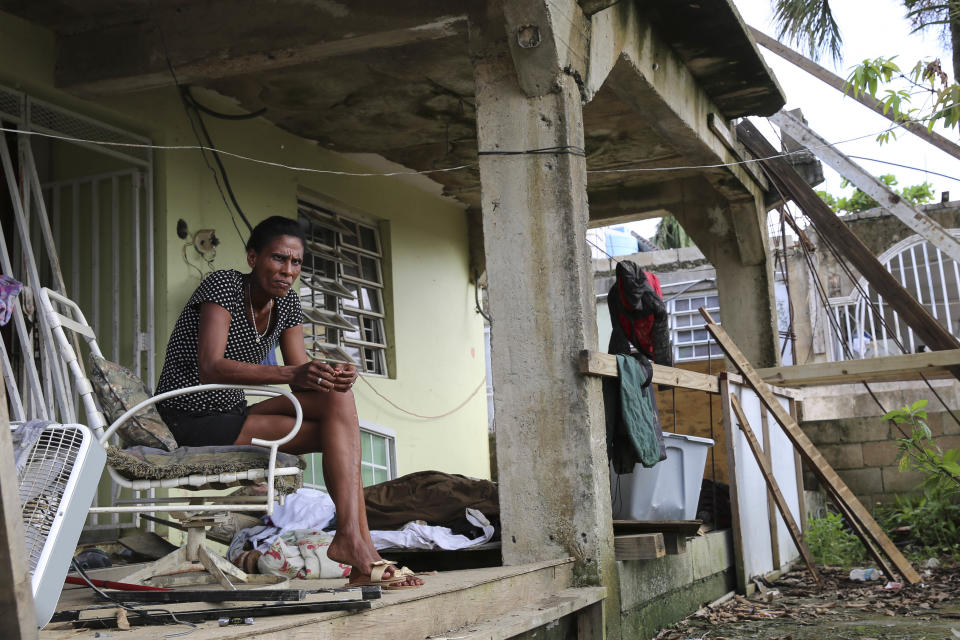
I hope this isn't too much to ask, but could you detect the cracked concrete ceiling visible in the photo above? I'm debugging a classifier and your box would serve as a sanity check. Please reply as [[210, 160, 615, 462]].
[[0, 0, 784, 213]]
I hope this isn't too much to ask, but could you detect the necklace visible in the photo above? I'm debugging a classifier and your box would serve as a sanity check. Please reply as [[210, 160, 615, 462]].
[[248, 279, 272, 344]]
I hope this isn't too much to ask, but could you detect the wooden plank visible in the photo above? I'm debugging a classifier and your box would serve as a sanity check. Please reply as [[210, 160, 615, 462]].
[[789, 399, 808, 533], [736, 120, 960, 383], [661, 533, 687, 555], [579, 350, 720, 392], [821, 480, 898, 580], [749, 26, 960, 162], [701, 308, 922, 584], [719, 377, 748, 594], [0, 383, 39, 639], [755, 348, 960, 387], [576, 599, 605, 640], [760, 407, 781, 570], [612, 520, 702, 536], [729, 394, 820, 587], [448, 587, 606, 640], [614, 533, 666, 561], [772, 110, 960, 264]]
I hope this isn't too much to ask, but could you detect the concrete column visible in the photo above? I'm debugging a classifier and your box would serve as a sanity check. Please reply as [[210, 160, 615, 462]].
[[471, 13, 617, 597], [675, 193, 780, 367]]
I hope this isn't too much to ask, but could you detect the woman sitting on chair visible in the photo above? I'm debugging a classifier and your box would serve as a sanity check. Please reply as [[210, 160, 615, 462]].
[[155, 215, 422, 588]]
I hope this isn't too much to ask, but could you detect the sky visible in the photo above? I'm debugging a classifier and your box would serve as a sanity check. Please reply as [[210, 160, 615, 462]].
[[622, 0, 960, 241]]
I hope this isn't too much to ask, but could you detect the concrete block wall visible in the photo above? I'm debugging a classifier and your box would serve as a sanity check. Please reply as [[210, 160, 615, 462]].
[[801, 411, 960, 505]]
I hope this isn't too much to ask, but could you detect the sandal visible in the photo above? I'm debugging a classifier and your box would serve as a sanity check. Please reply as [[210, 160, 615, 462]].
[[345, 560, 424, 590]]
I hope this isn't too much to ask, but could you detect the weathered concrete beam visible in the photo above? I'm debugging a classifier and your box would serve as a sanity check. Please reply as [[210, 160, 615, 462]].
[[56, 13, 468, 94], [501, 0, 590, 97], [470, 1, 619, 634]]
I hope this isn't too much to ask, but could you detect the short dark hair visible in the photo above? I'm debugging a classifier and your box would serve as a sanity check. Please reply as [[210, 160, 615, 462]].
[[246, 216, 306, 252]]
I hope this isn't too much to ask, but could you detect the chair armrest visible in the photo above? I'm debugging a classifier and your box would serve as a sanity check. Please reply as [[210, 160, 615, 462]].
[[100, 384, 303, 449]]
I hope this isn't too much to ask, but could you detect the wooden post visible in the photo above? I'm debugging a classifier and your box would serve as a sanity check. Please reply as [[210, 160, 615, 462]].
[[759, 408, 781, 570], [718, 376, 748, 594], [0, 384, 39, 637]]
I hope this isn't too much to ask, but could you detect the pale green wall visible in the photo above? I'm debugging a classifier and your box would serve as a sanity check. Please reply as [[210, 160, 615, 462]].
[[0, 11, 490, 480]]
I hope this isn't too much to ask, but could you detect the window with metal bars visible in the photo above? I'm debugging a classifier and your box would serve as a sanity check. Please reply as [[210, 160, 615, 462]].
[[301, 424, 397, 489], [669, 291, 723, 361], [297, 198, 388, 375]]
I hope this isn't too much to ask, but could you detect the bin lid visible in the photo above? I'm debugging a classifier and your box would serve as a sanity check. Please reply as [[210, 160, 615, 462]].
[[662, 432, 715, 446]]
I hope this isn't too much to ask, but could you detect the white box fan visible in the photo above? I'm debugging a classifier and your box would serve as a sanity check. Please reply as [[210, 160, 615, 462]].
[[17, 424, 105, 628]]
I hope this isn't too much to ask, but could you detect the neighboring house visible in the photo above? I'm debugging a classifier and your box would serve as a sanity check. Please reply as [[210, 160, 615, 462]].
[[0, 10, 491, 523]]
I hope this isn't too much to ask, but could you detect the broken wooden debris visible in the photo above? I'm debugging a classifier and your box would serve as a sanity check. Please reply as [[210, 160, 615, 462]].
[[699, 307, 921, 584], [93, 585, 381, 604], [614, 533, 666, 561], [771, 109, 960, 264], [53, 598, 374, 628], [736, 120, 960, 383], [729, 394, 821, 588]]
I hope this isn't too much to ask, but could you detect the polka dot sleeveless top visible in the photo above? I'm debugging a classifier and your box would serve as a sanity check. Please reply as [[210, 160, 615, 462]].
[[156, 269, 303, 413]]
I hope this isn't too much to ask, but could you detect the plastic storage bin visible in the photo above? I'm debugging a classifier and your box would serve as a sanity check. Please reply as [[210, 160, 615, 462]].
[[610, 432, 714, 521]]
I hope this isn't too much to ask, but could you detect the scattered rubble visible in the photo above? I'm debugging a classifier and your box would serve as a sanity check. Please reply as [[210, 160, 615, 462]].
[[654, 564, 960, 640]]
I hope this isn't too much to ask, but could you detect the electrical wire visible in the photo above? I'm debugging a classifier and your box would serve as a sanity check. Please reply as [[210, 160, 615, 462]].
[[356, 374, 487, 420], [184, 92, 267, 121], [148, 2, 249, 245], [182, 86, 255, 233], [0, 122, 926, 181], [69, 558, 198, 637], [845, 155, 960, 183]]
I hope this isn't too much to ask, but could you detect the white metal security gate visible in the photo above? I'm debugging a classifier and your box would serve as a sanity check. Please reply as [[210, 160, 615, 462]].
[[0, 83, 155, 535], [828, 231, 960, 360]]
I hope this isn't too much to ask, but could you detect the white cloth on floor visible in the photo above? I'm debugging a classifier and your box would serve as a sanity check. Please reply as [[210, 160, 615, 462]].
[[240, 488, 494, 554], [367, 508, 495, 551], [248, 488, 335, 550]]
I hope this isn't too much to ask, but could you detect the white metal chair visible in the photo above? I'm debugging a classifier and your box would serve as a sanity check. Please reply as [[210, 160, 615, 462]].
[[40, 287, 304, 589]]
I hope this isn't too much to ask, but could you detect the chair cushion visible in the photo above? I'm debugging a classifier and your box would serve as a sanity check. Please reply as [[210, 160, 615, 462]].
[[106, 445, 303, 493], [89, 354, 178, 451]]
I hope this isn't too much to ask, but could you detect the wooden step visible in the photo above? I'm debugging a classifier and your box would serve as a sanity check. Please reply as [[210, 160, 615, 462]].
[[42, 558, 581, 640], [429, 586, 606, 640]]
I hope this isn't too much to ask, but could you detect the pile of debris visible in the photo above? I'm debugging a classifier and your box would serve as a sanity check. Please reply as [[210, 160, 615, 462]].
[[655, 565, 960, 640]]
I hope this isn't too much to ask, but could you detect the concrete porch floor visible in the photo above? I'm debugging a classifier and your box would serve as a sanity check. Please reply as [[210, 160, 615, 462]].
[[41, 557, 605, 640]]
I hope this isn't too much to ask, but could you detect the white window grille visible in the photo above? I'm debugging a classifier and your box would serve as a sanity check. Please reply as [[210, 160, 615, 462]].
[[297, 199, 388, 375], [668, 290, 722, 361], [302, 422, 397, 489], [827, 232, 960, 361]]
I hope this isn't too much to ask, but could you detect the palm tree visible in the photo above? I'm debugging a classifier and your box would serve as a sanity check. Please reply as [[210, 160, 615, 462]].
[[772, 0, 960, 83]]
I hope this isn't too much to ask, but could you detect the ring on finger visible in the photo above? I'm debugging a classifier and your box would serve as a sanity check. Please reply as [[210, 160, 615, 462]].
[[317, 377, 322, 385]]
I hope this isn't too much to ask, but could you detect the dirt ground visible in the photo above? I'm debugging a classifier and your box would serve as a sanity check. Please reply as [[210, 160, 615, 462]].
[[655, 565, 960, 640]]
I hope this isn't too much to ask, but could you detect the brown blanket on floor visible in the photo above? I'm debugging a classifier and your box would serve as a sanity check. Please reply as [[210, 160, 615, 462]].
[[363, 470, 499, 532]]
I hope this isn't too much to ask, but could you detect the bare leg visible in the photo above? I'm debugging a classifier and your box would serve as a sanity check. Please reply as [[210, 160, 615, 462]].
[[238, 390, 422, 586]]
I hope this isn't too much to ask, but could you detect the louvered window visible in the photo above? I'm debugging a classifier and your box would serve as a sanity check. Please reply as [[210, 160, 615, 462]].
[[297, 199, 387, 375]]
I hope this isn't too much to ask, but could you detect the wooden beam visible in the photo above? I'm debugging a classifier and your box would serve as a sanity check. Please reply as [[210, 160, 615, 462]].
[[749, 27, 960, 162], [755, 347, 960, 387], [701, 308, 921, 584], [729, 394, 821, 587], [719, 377, 748, 593], [0, 384, 39, 638], [736, 119, 960, 383], [60, 16, 468, 95], [579, 350, 720, 393], [760, 407, 781, 570], [771, 110, 960, 264], [613, 534, 666, 561]]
